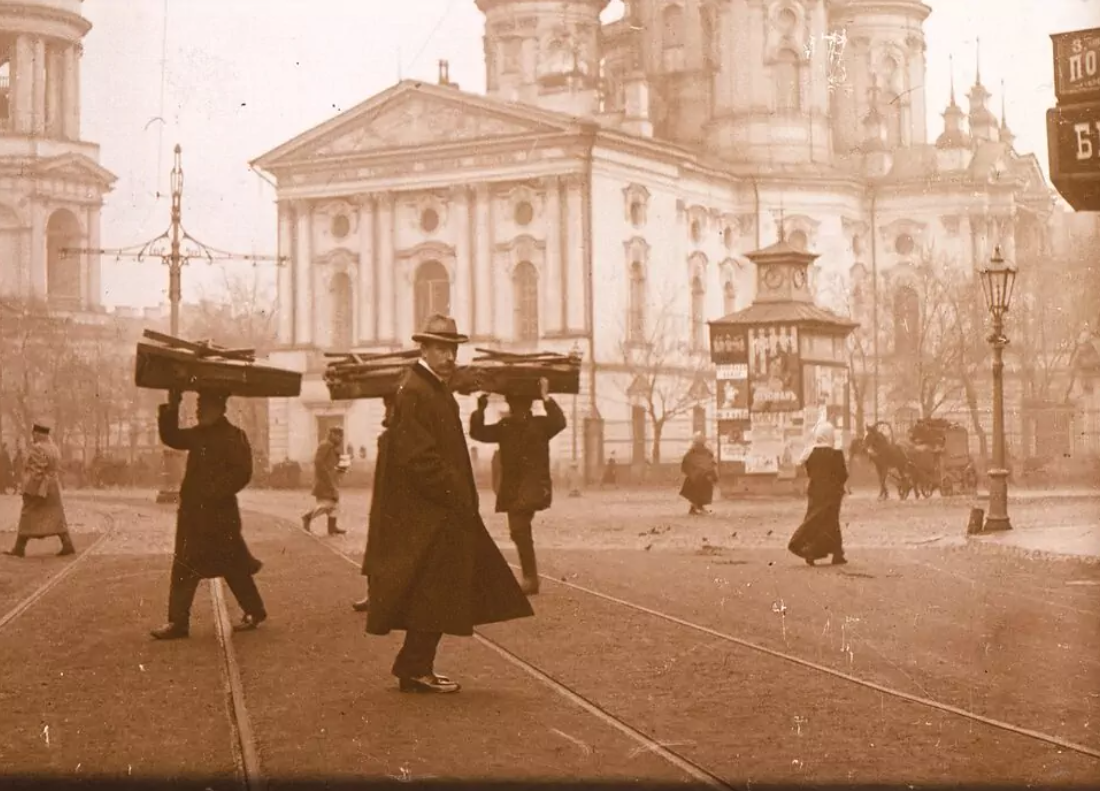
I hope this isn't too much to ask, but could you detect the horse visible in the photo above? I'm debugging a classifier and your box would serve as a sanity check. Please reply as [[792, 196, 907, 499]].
[[861, 422, 918, 500]]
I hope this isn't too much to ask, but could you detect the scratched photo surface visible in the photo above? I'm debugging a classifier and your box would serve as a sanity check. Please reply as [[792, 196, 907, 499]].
[[1, 0, 1099, 788]]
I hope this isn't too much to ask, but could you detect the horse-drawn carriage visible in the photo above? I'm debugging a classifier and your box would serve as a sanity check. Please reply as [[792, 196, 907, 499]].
[[859, 418, 978, 500]]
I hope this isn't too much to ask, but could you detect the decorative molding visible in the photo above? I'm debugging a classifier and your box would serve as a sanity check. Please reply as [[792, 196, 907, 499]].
[[782, 213, 821, 249], [313, 247, 360, 270], [624, 235, 650, 277], [764, 1, 810, 64], [940, 215, 960, 235], [494, 233, 546, 274], [404, 192, 450, 230]]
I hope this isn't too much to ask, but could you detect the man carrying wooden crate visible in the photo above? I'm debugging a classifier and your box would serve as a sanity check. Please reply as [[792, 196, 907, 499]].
[[470, 378, 567, 595]]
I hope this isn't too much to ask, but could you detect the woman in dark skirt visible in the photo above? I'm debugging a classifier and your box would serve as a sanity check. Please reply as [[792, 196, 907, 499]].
[[788, 422, 848, 566]]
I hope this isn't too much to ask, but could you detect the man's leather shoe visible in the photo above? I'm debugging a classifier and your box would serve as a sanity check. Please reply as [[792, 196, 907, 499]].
[[398, 674, 460, 694], [150, 623, 189, 640], [232, 613, 267, 632], [351, 598, 370, 612]]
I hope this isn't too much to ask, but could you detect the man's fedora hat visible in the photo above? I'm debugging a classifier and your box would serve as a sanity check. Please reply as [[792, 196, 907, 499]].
[[412, 314, 469, 345]]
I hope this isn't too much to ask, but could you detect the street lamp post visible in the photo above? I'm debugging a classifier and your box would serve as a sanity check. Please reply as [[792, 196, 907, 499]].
[[978, 245, 1017, 533]]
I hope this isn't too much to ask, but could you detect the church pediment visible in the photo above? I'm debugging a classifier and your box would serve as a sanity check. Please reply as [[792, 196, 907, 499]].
[[252, 80, 583, 171], [33, 153, 117, 188]]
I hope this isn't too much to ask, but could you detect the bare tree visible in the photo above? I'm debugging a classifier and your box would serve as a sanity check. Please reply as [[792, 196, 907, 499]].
[[816, 271, 872, 434], [616, 297, 711, 465]]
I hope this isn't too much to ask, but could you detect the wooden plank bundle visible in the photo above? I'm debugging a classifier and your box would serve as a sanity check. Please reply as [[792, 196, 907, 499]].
[[324, 348, 420, 400], [452, 348, 583, 397], [134, 330, 302, 398]]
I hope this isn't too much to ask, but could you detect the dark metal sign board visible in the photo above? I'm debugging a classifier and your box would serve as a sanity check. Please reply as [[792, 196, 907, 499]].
[[1053, 27, 1100, 104], [1048, 101, 1100, 210]]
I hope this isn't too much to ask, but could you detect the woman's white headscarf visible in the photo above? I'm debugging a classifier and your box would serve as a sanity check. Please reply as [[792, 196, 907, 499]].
[[799, 421, 836, 464]]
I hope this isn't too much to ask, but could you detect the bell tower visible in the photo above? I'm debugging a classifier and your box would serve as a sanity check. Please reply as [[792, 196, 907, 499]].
[[477, 0, 609, 117], [0, 0, 116, 307]]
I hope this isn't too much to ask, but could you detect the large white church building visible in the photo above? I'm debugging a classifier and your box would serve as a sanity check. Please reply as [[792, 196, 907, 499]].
[[252, 0, 1056, 480]]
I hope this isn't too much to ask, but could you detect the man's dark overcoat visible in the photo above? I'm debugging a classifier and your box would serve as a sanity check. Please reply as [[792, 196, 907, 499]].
[[158, 405, 258, 579], [362, 425, 391, 577], [470, 398, 566, 514], [311, 439, 341, 501], [365, 364, 533, 637]]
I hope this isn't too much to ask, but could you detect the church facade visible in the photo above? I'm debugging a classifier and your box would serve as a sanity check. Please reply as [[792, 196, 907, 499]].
[[252, 0, 1056, 478]]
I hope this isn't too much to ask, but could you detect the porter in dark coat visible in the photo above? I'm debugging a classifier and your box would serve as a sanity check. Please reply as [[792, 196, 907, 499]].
[[365, 314, 533, 693], [788, 422, 849, 566], [352, 395, 397, 613], [150, 390, 267, 640], [470, 381, 566, 594]]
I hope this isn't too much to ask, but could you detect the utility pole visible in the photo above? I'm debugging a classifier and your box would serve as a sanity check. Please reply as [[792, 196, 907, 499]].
[[63, 143, 287, 504]]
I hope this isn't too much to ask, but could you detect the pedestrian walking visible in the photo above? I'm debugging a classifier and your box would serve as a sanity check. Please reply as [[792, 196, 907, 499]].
[[365, 314, 533, 694], [680, 432, 718, 515], [150, 389, 267, 640], [601, 451, 618, 487], [301, 425, 347, 535], [470, 377, 567, 595], [3, 424, 75, 557], [787, 421, 849, 566], [353, 394, 397, 613], [0, 443, 13, 494]]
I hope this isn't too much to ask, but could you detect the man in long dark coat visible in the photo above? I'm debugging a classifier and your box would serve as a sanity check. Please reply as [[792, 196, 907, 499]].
[[352, 394, 397, 613], [365, 314, 533, 694], [150, 389, 267, 640], [301, 425, 347, 535], [4, 424, 74, 557], [470, 378, 566, 595], [680, 432, 718, 515]]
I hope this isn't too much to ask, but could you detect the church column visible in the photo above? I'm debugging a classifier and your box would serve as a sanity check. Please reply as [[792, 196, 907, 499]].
[[376, 192, 396, 343], [356, 195, 376, 343], [473, 184, 494, 338], [29, 204, 45, 297], [12, 35, 33, 134], [32, 38, 46, 136], [81, 206, 99, 307], [61, 45, 77, 140], [276, 201, 294, 345], [45, 43, 61, 137], [451, 186, 473, 334], [293, 201, 313, 346], [563, 174, 586, 332], [541, 175, 563, 335]]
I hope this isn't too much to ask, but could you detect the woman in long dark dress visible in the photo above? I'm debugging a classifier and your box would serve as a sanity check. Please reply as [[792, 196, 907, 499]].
[[788, 422, 848, 566]]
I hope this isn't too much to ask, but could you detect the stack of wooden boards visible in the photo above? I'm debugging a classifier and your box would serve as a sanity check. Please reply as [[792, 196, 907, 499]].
[[134, 330, 302, 397], [324, 347, 582, 400]]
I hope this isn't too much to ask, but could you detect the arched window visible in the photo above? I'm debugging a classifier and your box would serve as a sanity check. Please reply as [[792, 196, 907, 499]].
[[629, 261, 646, 342], [691, 275, 706, 350], [893, 285, 920, 358], [722, 277, 737, 316], [662, 5, 684, 49], [513, 261, 539, 342], [414, 260, 451, 332], [774, 49, 801, 112], [46, 209, 82, 301], [330, 272, 353, 349]]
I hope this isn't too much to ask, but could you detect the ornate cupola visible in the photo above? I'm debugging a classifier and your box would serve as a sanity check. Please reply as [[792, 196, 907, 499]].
[[967, 38, 999, 143], [936, 55, 970, 149]]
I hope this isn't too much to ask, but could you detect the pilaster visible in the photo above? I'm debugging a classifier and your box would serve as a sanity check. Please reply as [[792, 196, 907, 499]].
[[293, 201, 313, 346], [276, 202, 294, 344], [86, 205, 101, 307], [451, 185, 473, 335], [474, 184, 494, 338], [61, 45, 77, 139], [32, 37, 46, 136], [376, 192, 396, 343], [355, 194, 376, 343], [13, 35, 33, 134], [563, 175, 585, 332], [541, 175, 563, 334]]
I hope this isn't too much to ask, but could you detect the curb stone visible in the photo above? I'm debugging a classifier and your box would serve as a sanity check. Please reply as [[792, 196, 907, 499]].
[[958, 535, 1100, 566]]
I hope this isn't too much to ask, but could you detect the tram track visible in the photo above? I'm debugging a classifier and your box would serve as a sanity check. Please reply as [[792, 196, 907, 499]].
[[262, 510, 1100, 783]]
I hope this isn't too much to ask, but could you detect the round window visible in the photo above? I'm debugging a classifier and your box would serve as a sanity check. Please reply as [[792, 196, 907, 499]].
[[420, 208, 440, 233], [778, 7, 798, 32], [690, 220, 702, 243], [630, 201, 644, 226], [895, 233, 914, 255], [331, 214, 350, 239], [514, 201, 534, 226]]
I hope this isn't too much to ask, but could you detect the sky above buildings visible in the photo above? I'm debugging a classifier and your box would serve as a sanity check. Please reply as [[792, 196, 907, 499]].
[[81, 0, 1100, 309]]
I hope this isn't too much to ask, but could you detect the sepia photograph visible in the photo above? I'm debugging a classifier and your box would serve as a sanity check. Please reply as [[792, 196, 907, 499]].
[[1, 0, 1099, 788]]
